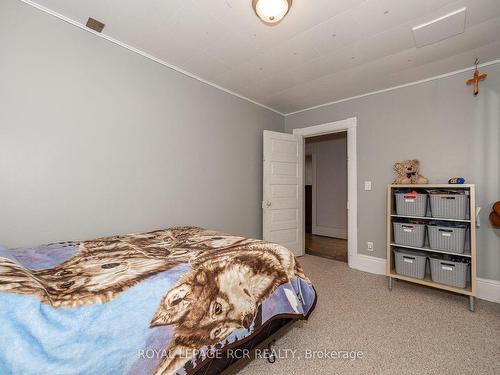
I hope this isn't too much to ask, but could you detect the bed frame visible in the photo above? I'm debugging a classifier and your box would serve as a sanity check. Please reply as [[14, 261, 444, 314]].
[[192, 284, 317, 374], [194, 317, 298, 375]]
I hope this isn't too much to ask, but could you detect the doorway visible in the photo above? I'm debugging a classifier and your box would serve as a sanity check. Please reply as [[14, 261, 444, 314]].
[[293, 117, 358, 269], [304, 132, 348, 262], [262, 118, 357, 264]]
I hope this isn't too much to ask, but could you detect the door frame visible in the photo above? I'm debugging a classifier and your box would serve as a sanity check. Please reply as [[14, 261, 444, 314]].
[[293, 117, 357, 268]]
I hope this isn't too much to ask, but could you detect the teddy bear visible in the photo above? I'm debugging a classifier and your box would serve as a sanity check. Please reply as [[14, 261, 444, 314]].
[[392, 159, 429, 184]]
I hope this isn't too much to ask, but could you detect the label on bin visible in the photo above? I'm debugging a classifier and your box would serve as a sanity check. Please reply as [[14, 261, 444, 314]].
[[441, 266, 453, 271], [441, 233, 452, 237], [405, 199, 416, 202], [403, 228, 413, 232], [403, 258, 414, 263]]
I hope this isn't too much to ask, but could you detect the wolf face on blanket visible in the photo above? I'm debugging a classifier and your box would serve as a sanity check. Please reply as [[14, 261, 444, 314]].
[[0, 227, 310, 374], [149, 243, 307, 374]]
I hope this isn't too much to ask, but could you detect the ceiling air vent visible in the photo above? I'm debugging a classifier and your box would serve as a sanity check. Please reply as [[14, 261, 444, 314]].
[[412, 7, 466, 48], [86, 17, 105, 33]]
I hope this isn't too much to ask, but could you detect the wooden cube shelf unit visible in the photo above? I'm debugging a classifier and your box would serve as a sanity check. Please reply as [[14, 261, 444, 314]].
[[386, 184, 477, 311]]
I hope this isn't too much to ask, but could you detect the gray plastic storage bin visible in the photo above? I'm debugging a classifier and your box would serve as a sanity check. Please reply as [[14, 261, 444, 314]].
[[429, 193, 468, 219], [427, 224, 467, 254], [394, 249, 427, 279], [395, 192, 428, 217], [393, 222, 426, 247], [429, 257, 469, 288]]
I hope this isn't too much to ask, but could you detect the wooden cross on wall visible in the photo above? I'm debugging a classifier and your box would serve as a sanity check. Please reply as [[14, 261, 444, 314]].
[[466, 58, 487, 96]]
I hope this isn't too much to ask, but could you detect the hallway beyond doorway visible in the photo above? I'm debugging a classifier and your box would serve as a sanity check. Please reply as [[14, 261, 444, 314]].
[[305, 233, 347, 262]]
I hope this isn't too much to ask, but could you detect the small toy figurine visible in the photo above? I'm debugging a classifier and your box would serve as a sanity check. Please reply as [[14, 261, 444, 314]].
[[448, 177, 465, 184]]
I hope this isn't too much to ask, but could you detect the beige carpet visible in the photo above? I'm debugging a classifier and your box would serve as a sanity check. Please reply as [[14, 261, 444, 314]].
[[240, 255, 500, 375]]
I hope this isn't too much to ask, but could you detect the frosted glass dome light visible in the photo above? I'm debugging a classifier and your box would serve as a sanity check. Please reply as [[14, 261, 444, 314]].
[[252, 0, 292, 26]]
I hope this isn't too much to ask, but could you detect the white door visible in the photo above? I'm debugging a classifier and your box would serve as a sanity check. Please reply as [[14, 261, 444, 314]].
[[263, 131, 304, 256]]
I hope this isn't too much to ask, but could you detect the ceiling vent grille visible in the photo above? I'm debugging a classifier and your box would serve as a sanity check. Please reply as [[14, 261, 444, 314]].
[[86, 17, 105, 33]]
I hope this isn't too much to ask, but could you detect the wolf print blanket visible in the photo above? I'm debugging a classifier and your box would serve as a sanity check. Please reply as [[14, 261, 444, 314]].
[[0, 227, 316, 375]]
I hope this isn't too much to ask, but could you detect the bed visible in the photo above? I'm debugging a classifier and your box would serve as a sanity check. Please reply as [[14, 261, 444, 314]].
[[0, 227, 316, 375]]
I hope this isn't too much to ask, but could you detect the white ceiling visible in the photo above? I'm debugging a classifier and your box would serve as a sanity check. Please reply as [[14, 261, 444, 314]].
[[28, 0, 500, 114]]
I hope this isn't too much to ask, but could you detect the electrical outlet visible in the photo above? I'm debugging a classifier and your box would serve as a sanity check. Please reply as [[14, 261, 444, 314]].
[[367, 242, 374, 251], [364, 181, 372, 191]]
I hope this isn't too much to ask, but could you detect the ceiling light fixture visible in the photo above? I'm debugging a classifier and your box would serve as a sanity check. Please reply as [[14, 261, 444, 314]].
[[252, 0, 292, 26]]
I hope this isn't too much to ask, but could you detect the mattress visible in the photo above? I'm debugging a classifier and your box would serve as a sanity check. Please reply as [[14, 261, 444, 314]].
[[0, 227, 316, 374]]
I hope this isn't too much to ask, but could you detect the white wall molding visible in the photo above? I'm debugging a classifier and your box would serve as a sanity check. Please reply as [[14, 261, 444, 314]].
[[285, 59, 500, 116], [351, 254, 386, 275], [293, 117, 357, 136], [351, 256, 500, 304], [19, 0, 284, 116], [476, 278, 500, 304], [312, 225, 347, 239]]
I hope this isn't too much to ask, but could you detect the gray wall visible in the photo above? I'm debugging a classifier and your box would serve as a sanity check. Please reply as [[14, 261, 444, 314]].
[[0, 0, 283, 248], [306, 133, 347, 239], [305, 155, 313, 185], [286, 63, 500, 281]]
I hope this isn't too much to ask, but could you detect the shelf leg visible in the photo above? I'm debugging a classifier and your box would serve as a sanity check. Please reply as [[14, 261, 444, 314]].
[[469, 296, 475, 312], [388, 277, 393, 291]]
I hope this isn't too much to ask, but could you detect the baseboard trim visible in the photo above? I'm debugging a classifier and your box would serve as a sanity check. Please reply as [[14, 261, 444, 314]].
[[350, 254, 386, 275], [476, 278, 500, 304], [312, 225, 347, 239], [350, 255, 500, 304]]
